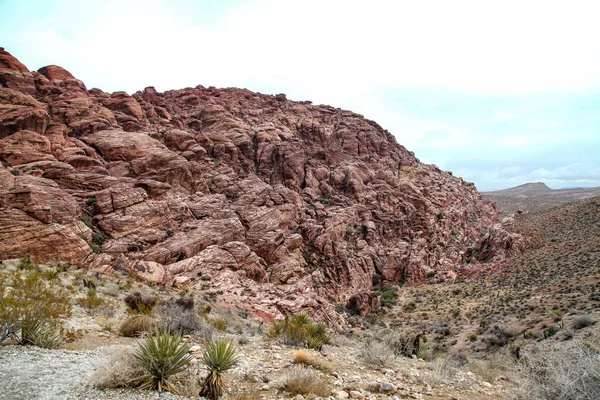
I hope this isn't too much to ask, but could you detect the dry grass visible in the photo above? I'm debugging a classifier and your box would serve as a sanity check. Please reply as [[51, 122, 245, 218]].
[[280, 366, 331, 396], [229, 386, 262, 400], [291, 349, 332, 373], [119, 315, 156, 337], [510, 339, 600, 400], [467, 355, 510, 384], [171, 364, 202, 398], [425, 358, 456, 387], [88, 345, 144, 389], [95, 315, 120, 333], [292, 349, 311, 363]]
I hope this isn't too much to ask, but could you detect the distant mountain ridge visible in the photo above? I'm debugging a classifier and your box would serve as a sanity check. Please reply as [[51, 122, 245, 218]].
[[484, 182, 600, 201]]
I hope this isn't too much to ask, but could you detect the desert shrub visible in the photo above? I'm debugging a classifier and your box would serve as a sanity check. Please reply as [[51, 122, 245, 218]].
[[426, 358, 456, 386], [99, 282, 121, 297], [89, 345, 145, 388], [292, 349, 332, 373], [157, 301, 200, 335], [511, 339, 600, 400], [41, 268, 59, 280], [360, 340, 395, 367], [125, 291, 156, 314], [268, 313, 330, 349], [200, 340, 240, 400], [384, 331, 423, 357], [131, 330, 193, 394], [379, 285, 399, 308], [175, 296, 195, 310], [0, 271, 71, 346], [16, 255, 37, 271], [119, 315, 157, 337], [293, 349, 311, 364], [571, 314, 597, 330], [468, 355, 510, 384], [485, 324, 522, 347], [80, 214, 93, 229], [210, 318, 228, 331], [280, 366, 331, 396], [77, 287, 104, 311]]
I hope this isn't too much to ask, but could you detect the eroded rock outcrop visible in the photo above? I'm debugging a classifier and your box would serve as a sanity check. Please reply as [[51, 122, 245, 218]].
[[0, 48, 524, 327]]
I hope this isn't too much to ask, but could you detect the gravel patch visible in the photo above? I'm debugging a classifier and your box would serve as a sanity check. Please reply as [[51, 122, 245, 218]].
[[0, 345, 191, 400]]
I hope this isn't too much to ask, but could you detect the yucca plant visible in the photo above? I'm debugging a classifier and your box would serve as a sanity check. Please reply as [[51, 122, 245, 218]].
[[130, 330, 193, 394], [200, 340, 240, 400], [305, 322, 330, 350]]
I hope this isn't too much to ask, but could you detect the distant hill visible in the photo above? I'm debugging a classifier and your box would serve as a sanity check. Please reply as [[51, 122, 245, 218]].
[[484, 182, 600, 216], [485, 182, 600, 200]]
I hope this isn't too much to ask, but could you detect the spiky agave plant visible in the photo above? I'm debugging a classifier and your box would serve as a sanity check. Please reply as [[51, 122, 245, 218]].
[[200, 340, 240, 400], [131, 330, 193, 394]]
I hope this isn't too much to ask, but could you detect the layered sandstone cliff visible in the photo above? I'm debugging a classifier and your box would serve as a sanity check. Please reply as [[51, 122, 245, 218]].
[[0, 48, 521, 325]]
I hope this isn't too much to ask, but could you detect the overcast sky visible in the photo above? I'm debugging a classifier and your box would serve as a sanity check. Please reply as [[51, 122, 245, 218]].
[[2, 0, 599, 190]]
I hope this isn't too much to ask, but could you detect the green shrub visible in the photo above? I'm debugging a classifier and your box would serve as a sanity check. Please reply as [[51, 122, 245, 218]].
[[16, 254, 37, 271], [131, 330, 193, 394], [268, 313, 330, 349], [41, 268, 59, 280], [0, 271, 71, 346], [77, 288, 104, 311], [80, 214, 93, 229], [200, 340, 240, 400]]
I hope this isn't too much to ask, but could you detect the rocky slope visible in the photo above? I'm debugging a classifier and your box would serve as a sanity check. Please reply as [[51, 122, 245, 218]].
[[0, 48, 521, 325]]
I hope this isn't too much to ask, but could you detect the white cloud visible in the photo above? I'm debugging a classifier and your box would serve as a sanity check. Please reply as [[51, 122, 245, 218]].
[[12, 0, 600, 95], [4, 0, 600, 190]]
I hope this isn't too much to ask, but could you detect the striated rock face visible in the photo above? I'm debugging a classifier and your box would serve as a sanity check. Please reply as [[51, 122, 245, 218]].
[[0, 48, 522, 327]]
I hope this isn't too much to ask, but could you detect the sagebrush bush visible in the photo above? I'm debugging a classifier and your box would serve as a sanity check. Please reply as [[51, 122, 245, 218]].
[[511, 339, 600, 400], [119, 315, 157, 337], [360, 340, 395, 367], [131, 330, 193, 394], [157, 300, 200, 335], [280, 366, 331, 396], [89, 345, 144, 389], [200, 340, 240, 400], [571, 314, 597, 330], [0, 270, 71, 346], [124, 291, 156, 314]]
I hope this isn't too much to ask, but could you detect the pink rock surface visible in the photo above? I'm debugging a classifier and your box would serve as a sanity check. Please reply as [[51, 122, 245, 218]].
[[0, 49, 526, 326]]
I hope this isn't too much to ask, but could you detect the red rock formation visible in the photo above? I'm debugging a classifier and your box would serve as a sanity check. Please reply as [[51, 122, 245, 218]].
[[346, 292, 381, 316], [0, 48, 524, 327]]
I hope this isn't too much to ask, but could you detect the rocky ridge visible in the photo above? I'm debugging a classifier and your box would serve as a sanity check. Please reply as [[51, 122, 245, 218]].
[[0, 48, 523, 325]]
